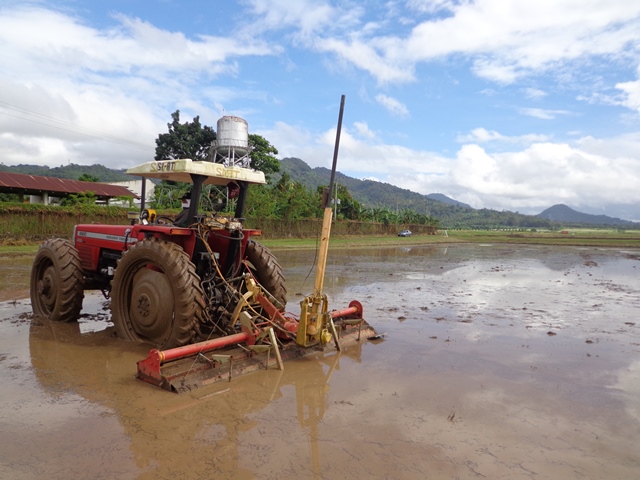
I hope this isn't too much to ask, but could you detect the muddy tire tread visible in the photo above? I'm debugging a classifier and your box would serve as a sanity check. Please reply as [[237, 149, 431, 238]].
[[110, 239, 205, 349], [30, 238, 84, 322], [245, 240, 287, 308]]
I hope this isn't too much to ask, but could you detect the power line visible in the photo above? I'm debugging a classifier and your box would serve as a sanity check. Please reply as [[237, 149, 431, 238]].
[[0, 100, 155, 152]]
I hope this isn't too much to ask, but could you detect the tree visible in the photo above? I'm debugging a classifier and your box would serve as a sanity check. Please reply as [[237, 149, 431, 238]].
[[78, 173, 99, 182], [248, 134, 280, 178], [60, 192, 98, 206], [0, 193, 21, 203], [272, 173, 321, 219], [155, 110, 217, 161], [245, 184, 279, 219], [152, 111, 283, 212], [154, 111, 280, 177], [337, 186, 365, 220]]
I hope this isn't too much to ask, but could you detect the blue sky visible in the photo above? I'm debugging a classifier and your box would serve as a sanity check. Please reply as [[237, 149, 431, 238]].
[[1, 1, 639, 220]]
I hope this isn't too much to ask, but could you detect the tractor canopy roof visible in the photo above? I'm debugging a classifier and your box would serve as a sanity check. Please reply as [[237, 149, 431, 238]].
[[125, 159, 266, 186]]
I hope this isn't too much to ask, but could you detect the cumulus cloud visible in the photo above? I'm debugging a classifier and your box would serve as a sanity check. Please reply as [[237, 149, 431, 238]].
[[616, 78, 640, 112], [353, 121, 376, 139], [375, 94, 410, 117], [407, 0, 472, 15], [316, 38, 415, 84], [0, 8, 273, 77], [0, 5, 277, 168], [262, 120, 448, 177], [523, 87, 547, 99], [519, 108, 571, 120], [242, 0, 338, 38], [268, 121, 640, 215], [448, 142, 640, 209], [456, 128, 550, 145], [293, 0, 640, 87]]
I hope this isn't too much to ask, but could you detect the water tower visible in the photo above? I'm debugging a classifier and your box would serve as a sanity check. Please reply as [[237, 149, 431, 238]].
[[209, 116, 252, 167]]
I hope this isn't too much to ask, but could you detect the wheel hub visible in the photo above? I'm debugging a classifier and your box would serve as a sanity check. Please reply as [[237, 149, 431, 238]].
[[136, 294, 151, 317], [128, 268, 175, 342], [38, 266, 57, 310]]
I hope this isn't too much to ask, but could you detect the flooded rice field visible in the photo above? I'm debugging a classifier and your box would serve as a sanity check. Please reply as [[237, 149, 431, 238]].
[[1, 244, 639, 479]]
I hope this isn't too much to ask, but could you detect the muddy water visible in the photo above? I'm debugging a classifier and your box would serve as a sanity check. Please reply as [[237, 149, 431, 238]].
[[1, 244, 639, 479]]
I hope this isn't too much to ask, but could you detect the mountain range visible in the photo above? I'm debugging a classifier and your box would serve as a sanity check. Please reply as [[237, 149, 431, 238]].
[[1, 159, 637, 228], [277, 157, 638, 228], [537, 204, 637, 226], [0, 162, 130, 182]]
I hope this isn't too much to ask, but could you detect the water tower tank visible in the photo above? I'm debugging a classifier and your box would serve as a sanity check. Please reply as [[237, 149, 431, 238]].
[[216, 116, 249, 156]]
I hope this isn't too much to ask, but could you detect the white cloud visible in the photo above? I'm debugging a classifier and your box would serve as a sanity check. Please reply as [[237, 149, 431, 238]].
[[375, 94, 410, 117], [519, 108, 571, 120], [472, 60, 518, 84], [242, 0, 336, 37], [0, 6, 277, 168], [523, 87, 547, 99], [407, 0, 472, 15], [295, 0, 640, 87], [576, 132, 640, 160], [0, 7, 273, 77], [616, 78, 640, 112], [316, 37, 415, 84], [263, 120, 448, 177], [447, 141, 640, 209], [456, 128, 550, 144], [264, 114, 640, 217], [353, 121, 376, 139]]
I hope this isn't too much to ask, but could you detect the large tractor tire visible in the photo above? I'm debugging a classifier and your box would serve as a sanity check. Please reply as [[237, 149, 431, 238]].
[[30, 238, 84, 322], [110, 239, 205, 349], [245, 240, 287, 308]]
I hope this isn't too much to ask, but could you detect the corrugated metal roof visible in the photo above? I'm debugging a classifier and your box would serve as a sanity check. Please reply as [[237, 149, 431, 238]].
[[0, 172, 139, 199]]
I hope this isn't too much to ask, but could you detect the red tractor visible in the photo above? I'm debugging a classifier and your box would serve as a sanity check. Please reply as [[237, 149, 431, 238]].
[[30, 158, 287, 350]]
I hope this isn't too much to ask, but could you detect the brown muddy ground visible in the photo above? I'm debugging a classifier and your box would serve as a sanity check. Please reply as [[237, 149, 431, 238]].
[[1, 244, 639, 479]]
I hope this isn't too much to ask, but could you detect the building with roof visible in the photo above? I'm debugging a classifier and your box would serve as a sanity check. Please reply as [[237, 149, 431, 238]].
[[0, 172, 139, 205], [107, 179, 156, 206]]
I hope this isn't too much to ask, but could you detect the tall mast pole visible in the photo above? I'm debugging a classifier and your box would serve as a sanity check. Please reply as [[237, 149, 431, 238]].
[[314, 95, 345, 296]]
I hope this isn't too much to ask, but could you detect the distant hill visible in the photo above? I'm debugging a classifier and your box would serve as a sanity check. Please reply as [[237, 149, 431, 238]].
[[426, 193, 472, 209], [0, 163, 130, 182], [278, 157, 469, 215], [537, 204, 637, 226], [277, 157, 555, 229]]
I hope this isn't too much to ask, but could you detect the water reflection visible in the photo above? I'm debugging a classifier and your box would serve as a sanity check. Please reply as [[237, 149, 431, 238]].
[[278, 244, 626, 298], [27, 311, 368, 479]]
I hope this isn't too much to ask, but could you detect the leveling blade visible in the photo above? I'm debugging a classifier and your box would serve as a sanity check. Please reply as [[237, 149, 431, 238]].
[[136, 306, 376, 393]]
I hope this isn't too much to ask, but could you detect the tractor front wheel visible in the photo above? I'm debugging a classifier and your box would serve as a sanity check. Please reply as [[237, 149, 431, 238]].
[[110, 239, 205, 349], [30, 238, 84, 322]]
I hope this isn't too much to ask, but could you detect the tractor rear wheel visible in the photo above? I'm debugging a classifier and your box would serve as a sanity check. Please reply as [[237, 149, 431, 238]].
[[110, 239, 205, 349], [245, 240, 287, 308], [30, 238, 84, 322]]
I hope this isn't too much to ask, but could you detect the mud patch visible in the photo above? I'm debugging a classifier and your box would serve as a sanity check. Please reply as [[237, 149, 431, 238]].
[[1, 244, 640, 479]]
